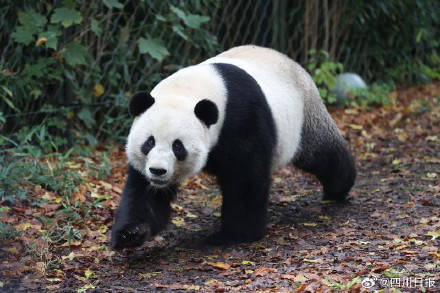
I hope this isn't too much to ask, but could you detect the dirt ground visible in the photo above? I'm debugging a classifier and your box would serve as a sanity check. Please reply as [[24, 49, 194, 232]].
[[1, 83, 439, 292]]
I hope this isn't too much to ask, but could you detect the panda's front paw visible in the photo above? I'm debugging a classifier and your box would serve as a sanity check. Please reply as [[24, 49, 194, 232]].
[[111, 223, 151, 250]]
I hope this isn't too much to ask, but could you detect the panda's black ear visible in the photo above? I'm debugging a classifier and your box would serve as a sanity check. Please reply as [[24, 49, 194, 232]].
[[194, 99, 218, 128], [129, 92, 155, 116]]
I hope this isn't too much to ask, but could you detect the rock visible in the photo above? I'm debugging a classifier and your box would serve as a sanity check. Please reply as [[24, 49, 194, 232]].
[[335, 73, 367, 104]]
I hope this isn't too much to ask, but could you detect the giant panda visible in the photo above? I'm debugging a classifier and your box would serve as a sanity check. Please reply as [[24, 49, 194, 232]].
[[111, 45, 356, 249]]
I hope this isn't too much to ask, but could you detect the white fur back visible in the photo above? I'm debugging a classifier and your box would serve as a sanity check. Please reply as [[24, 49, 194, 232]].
[[147, 45, 321, 169], [202, 45, 311, 168]]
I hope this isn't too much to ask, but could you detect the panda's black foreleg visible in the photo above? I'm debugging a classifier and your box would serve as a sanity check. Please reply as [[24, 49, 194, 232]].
[[111, 165, 177, 249], [207, 162, 271, 245]]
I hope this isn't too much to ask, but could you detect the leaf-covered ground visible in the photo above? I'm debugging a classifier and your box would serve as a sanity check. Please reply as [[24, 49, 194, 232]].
[[1, 83, 439, 292]]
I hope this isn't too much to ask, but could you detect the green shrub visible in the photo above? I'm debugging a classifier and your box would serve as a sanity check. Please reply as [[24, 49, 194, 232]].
[[387, 53, 440, 85], [340, 0, 440, 83], [350, 82, 394, 108], [1, 0, 219, 146], [0, 131, 112, 244], [307, 50, 344, 104]]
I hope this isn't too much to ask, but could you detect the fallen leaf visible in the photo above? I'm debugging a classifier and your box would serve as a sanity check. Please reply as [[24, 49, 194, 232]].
[[66, 161, 82, 169], [98, 225, 108, 234], [84, 269, 95, 279], [302, 222, 318, 227], [93, 84, 104, 98], [61, 252, 76, 261], [426, 230, 440, 240], [389, 112, 403, 127], [172, 217, 185, 227], [294, 273, 308, 282], [426, 172, 437, 178], [206, 262, 231, 270], [303, 258, 323, 263], [183, 284, 200, 290], [349, 124, 363, 130], [254, 267, 276, 276], [35, 37, 47, 47], [426, 135, 439, 142]]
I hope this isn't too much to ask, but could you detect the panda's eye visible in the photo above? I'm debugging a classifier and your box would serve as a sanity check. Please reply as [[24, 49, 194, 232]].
[[141, 135, 155, 155], [147, 136, 155, 147], [172, 140, 183, 151], [172, 139, 187, 161]]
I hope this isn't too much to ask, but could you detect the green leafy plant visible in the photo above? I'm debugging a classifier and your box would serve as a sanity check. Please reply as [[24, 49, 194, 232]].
[[0, 207, 19, 240], [350, 82, 395, 108], [387, 55, 440, 85], [307, 50, 344, 104], [0, 126, 112, 245], [1, 1, 219, 146]]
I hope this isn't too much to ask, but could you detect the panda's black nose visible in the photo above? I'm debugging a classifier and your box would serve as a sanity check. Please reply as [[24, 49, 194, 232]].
[[149, 167, 167, 176]]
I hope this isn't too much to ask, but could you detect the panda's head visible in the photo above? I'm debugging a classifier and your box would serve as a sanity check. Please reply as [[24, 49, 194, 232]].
[[126, 92, 218, 188]]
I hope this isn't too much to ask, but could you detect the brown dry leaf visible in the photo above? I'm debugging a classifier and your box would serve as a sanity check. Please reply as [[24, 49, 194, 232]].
[[171, 217, 185, 227], [396, 131, 408, 142], [281, 274, 296, 280], [61, 252, 77, 261], [426, 230, 440, 240], [206, 262, 231, 270], [208, 194, 222, 209], [15, 222, 32, 232], [371, 211, 381, 218], [349, 124, 363, 130], [303, 258, 323, 264], [99, 180, 113, 190], [204, 279, 222, 286], [43, 284, 61, 291], [344, 108, 359, 115], [73, 191, 86, 203], [294, 273, 308, 282], [183, 284, 200, 290], [61, 240, 82, 247], [388, 90, 398, 102], [426, 135, 439, 142], [112, 186, 122, 194], [183, 177, 209, 190], [40, 202, 61, 213], [372, 126, 386, 138], [253, 267, 276, 276], [389, 112, 403, 127]]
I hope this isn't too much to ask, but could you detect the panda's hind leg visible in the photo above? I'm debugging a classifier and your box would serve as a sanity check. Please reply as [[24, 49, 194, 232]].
[[293, 107, 356, 201]]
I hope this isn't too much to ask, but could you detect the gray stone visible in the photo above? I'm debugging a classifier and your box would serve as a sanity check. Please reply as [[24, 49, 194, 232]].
[[335, 73, 367, 104]]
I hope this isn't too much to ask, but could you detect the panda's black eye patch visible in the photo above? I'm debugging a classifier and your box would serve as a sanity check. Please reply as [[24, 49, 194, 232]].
[[172, 139, 187, 161], [141, 136, 155, 155]]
